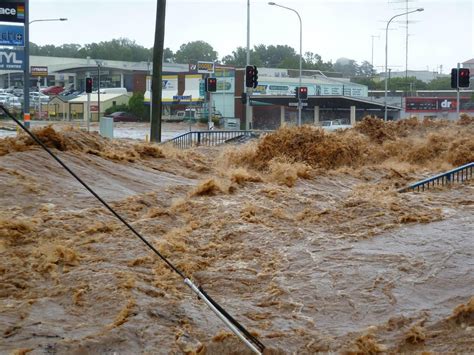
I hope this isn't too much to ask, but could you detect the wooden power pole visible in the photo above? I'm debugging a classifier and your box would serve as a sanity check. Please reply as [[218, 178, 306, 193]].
[[150, 0, 166, 142]]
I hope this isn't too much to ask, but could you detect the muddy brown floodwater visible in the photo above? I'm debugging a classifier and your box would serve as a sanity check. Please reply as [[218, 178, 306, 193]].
[[1, 116, 473, 354]]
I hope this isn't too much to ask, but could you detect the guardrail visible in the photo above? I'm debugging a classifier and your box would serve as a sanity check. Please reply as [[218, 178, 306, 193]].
[[168, 130, 272, 149], [398, 162, 473, 193]]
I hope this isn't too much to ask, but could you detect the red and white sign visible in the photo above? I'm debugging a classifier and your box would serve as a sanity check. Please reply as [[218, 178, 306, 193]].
[[406, 97, 474, 112]]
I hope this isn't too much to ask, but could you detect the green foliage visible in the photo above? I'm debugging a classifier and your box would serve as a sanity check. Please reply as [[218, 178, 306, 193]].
[[128, 92, 147, 120], [426, 77, 452, 90], [105, 104, 128, 115], [174, 41, 217, 63], [351, 77, 383, 90]]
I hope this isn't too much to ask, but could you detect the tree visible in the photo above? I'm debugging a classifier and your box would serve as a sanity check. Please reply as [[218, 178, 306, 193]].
[[303, 52, 333, 71], [222, 47, 251, 67], [334, 58, 359, 77], [357, 61, 376, 77], [129, 92, 147, 120], [387, 76, 428, 91], [174, 41, 217, 63], [351, 77, 382, 90], [426, 77, 451, 90], [163, 47, 174, 63]]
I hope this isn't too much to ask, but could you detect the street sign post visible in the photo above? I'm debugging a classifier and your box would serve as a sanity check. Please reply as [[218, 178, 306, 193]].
[[0, 24, 24, 46]]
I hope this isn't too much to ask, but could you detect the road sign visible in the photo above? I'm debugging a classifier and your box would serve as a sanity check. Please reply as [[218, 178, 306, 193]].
[[0, 24, 24, 46], [0, 2, 25, 23], [289, 102, 308, 107], [0, 48, 24, 70], [197, 61, 215, 74], [31, 66, 48, 77]]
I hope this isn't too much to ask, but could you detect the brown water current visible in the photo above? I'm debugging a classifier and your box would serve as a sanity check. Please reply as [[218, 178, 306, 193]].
[[1, 118, 473, 354]]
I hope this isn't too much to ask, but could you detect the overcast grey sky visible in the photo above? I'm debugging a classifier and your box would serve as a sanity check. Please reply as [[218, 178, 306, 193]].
[[29, 0, 473, 73]]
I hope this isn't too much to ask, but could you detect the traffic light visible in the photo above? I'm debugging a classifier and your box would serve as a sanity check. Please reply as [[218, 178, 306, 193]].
[[245, 65, 258, 88], [459, 68, 470, 88], [298, 86, 308, 100], [206, 77, 217, 92], [451, 68, 471, 88], [85, 77, 93, 93]]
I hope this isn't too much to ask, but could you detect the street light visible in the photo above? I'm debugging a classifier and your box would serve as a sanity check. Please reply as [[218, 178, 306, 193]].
[[29, 18, 68, 25], [384, 8, 423, 121], [23, 12, 68, 126], [96, 60, 102, 121], [268, 2, 303, 126]]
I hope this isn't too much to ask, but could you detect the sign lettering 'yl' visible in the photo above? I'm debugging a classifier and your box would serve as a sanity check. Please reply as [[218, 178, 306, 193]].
[[0, 49, 24, 70]]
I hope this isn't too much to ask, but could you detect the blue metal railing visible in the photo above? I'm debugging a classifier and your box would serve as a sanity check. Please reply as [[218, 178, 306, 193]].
[[398, 162, 473, 193], [167, 130, 272, 149]]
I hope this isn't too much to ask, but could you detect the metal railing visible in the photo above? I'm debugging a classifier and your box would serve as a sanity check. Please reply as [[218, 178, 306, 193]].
[[168, 130, 271, 149], [399, 162, 473, 193]]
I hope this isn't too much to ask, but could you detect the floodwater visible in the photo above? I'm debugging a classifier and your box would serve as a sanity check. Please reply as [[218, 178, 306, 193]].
[[0, 120, 202, 141], [0, 117, 473, 354]]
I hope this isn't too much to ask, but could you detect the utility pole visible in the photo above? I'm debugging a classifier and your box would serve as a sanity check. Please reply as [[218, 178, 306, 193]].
[[150, 0, 166, 142]]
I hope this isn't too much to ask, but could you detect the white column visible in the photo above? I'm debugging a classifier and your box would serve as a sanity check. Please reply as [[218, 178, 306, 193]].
[[314, 106, 320, 125], [120, 73, 124, 88], [350, 105, 356, 126]]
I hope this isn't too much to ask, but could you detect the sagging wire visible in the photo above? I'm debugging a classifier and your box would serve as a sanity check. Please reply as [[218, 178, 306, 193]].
[[0, 105, 265, 355]]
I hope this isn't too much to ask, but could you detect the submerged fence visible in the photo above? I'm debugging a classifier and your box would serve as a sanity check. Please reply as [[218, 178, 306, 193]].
[[399, 162, 473, 192], [168, 130, 271, 149]]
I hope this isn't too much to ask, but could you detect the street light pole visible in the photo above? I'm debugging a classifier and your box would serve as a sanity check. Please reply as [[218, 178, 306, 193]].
[[23, 16, 67, 127], [96, 61, 101, 121], [384, 8, 423, 121], [268, 2, 302, 126]]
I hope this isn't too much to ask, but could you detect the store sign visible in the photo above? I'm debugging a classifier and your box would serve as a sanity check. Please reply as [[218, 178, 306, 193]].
[[0, 49, 24, 70], [173, 95, 192, 101], [197, 61, 215, 74], [0, 2, 25, 23], [31, 66, 48, 76], [0, 24, 24, 46], [406, 97, 474, 112]]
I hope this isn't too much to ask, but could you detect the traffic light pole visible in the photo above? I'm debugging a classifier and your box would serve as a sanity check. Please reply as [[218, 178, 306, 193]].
[[456, 62, 460, 118], [245, 0, 252, 130]]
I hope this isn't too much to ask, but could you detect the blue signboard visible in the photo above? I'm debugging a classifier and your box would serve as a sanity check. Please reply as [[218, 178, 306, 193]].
[[0, 24, 24, 46], [0, 49, 24, 70]]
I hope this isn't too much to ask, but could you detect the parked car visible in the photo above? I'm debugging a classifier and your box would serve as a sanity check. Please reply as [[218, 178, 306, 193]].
[[105, 111, 140, 122], [30, 92, 50, 102], [41, 86, 64, 96], [6, 96, 22, 110], [0, 94, 10, 105], [321, 120, 352, 131]]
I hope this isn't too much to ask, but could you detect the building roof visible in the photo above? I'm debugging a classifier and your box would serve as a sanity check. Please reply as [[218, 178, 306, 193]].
[[2, 56, 190, 74], [462, 58, 474, 65], [69, 93, 129, 103]]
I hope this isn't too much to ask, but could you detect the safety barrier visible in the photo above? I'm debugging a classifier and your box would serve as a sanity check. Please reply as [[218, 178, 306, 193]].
[[398, 162, 473, 192], [168, 130, 271, 149]]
